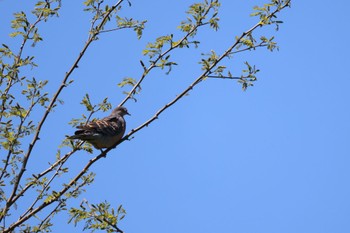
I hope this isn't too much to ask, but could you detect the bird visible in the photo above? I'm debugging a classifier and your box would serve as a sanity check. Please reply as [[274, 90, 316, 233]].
[[68, 106, 130, 149]]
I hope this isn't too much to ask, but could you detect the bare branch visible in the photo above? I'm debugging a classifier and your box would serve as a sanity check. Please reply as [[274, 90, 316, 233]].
[[99, 26, 132, 33], [230, 42, 268, 55], [207, 75, 240, 79]]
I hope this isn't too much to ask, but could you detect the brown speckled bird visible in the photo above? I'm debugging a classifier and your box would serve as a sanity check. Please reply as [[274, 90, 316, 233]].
[[68, 106, 130, 149]]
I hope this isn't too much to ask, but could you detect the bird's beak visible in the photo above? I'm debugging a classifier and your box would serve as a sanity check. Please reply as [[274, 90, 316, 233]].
[[126, 112, 131, 116]]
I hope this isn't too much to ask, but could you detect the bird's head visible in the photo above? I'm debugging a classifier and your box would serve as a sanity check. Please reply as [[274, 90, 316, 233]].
[[112, 106, 130, 117]]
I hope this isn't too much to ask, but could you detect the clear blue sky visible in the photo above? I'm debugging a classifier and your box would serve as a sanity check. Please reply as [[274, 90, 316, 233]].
[[1, 1, 350, 233]]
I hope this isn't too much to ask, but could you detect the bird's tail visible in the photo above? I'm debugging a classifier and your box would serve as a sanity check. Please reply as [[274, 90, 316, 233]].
[[67, 134, 97, 141], [67, 135, 81, 140]]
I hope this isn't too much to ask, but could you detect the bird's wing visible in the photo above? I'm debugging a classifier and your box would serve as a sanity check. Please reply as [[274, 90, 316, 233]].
[[100, 112, 119, 121], [76, 118, 122, 136]]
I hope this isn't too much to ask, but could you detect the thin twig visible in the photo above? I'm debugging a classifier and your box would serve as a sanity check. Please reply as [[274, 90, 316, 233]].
[[231, 42, 267, 54], [99, 25, 135, 34], [207, 75, 240, 79]]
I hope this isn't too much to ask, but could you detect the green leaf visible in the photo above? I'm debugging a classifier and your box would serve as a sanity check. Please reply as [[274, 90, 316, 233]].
[[81, 94, 94, 112]]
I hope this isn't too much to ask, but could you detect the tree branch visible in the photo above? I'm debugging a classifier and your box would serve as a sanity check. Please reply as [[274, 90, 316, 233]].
[[207, 75, 240, 79]]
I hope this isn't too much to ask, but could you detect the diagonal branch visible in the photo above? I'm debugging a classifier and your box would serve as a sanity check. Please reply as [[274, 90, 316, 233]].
[[207, 75, 240, 79]]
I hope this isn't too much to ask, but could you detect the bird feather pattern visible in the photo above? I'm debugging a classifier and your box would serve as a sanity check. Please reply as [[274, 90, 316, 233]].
[[68, 106, 130, 149]]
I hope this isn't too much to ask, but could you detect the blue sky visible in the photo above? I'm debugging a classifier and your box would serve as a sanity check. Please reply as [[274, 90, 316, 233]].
[[1, 0, 350, 233]]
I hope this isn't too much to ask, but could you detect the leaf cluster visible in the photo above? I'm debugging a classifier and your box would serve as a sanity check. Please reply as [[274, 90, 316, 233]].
[[179, 0, 220, 34], [251, 0, 291, 30], [238, 62, 260, 91], [69, 200, 126, 233], [10, 0, 60, 46], [84, 0, 146, 40]]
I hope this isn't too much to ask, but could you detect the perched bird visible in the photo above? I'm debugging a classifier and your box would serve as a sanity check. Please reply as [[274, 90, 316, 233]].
[[68, 106, 130, 149]]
